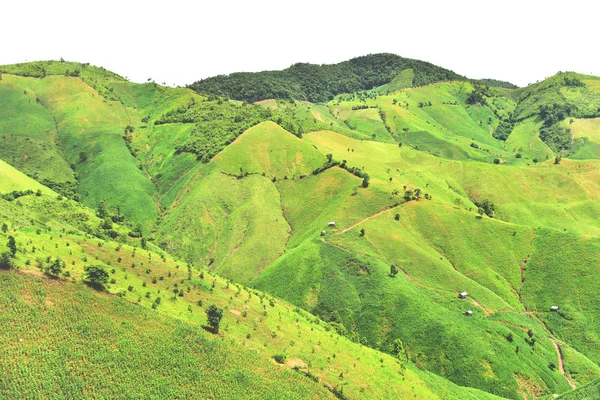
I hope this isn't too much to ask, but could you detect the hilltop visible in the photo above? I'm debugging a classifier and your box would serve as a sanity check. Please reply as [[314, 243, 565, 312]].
[[1, 57, 600, 399], [188, 53, 468, 103], [188, 53, 517, 103]]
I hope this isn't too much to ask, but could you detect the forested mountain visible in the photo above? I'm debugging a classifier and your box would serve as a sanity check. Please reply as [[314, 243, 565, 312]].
[[188, 53, 468, 102]]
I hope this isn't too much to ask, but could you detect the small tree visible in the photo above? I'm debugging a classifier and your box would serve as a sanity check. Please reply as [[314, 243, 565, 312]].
[[1, 223, 7, 233], [362, 176, 370, 188], [0, 252, 14, 269], [477, 208, 485, 219], [206, 305, 223, 333], [273, 354, 287, 364], [7, 236, 17, 257], [359, 229, 365, 237], [393, 339, 404, 359], [390, 264, 399, 277], [84, 265, 109, 289], [45, 258, 64, 277], [97, 200, 109, 219]]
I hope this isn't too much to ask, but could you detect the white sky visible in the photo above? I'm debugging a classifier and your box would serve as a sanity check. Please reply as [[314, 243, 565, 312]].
[[1, 0, 598, 88]]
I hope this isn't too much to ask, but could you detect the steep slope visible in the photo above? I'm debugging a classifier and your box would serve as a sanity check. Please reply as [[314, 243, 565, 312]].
[[250, 129, 600, 398], [156, 122, 326, 282], [0, 162, 500, 400], [0, 159, 55, 194], [509, 72, 600, 160], [0, 272, 331, 399], [0, 65, 159, 230], [557, 379, 600, 399]]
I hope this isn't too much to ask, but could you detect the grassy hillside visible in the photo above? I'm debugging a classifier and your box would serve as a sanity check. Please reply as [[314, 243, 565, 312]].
[[0, 272, 332, 399], [557, 379, 600, 399], [0, 164, 500, 400], [0, 160, 55, 194]]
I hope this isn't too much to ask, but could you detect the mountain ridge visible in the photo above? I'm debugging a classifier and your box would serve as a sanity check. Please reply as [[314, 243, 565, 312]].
[[188, 53, 517, 102]]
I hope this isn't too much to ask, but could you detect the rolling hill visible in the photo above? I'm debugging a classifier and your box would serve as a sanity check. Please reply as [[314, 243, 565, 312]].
[[0, 161, 498, 399], [2, 55, 600, 399]]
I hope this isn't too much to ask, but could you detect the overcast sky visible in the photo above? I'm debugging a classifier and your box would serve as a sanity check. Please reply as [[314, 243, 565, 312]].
[[1, 0, 598, 88]]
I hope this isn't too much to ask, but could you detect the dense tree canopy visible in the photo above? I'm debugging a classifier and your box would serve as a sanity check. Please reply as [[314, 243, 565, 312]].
[[189, 54, 466, 103]]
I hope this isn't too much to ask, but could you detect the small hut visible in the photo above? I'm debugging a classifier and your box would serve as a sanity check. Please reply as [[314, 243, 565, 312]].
[[464, 310, 473, 317], [320, 230, 326, 236], [328, 222, 336, 227], [458, 292, 469, 299], [550, 306, 560, 312]]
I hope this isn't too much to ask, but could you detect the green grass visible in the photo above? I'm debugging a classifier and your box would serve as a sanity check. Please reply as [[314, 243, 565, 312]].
[[0, 272, 331, 400], [557, 379, 600, 399], [156, 164, 291, 283], [0, 160, 55, 195], [371, 68, 415, 94], [213, 121, 325, 178], [0, 178, 502, 400], [505, 118, 553, 161]]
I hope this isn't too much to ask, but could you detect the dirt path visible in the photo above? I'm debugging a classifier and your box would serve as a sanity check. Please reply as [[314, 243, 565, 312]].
[[550, 338, 577, 389], [396, 266, 454, 294], [495, 320, 530, 332], [337, 205, 397, 234], [471, 299, 490, 316]]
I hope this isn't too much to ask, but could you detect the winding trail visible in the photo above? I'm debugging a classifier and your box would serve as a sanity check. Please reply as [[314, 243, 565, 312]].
[[337, 205, 398, 234], [471, 299, 491, 316], [550, 338, 577, 390], [396, 266, 450, 292]]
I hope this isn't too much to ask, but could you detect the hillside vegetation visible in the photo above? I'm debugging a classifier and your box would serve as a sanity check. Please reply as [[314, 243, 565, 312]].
[[188, 53, 467, 102], [0, 164, 498, 399], [1, 56, 600, 399]]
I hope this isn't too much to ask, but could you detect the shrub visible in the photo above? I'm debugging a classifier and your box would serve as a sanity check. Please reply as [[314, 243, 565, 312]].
[[7, 236, 17, 257], [273, 354, 287, 364], [84, 265, 109, 289], [206, 305, 224, 333]]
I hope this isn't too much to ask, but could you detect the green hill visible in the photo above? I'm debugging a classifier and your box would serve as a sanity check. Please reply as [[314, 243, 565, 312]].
[[1, 57, 600, 399], [557, 379, 600, 399], [189, 53, 467, 103], [0, 164, 499, 399]]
